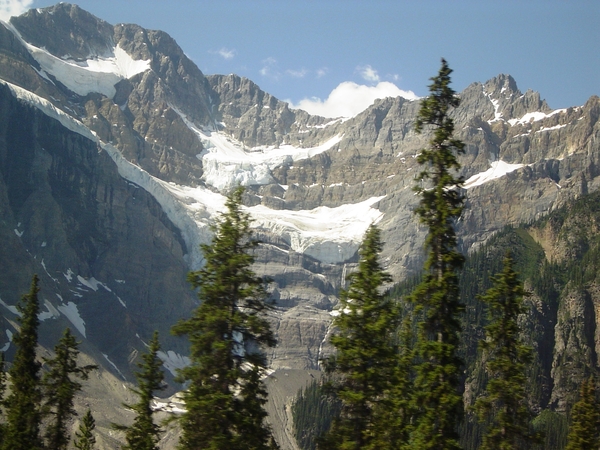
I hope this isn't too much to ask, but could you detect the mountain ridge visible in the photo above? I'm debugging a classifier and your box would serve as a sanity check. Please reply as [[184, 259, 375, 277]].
[[0, 4, 599, 448]]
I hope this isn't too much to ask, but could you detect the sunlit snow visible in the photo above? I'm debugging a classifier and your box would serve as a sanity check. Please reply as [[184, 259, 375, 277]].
[[200, 131, 343, 190], [4, 22, 150, 98], [507, 109, 567, 126], [171, 105, 343, 190], [463, 161, 524, 189], [2, 79, 385, 267], [248, 197, 385, 264], [28, 45, 150, 97]]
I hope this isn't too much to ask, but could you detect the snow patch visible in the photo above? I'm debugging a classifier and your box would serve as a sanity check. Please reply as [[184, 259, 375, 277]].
[[77, 275, 111, 292], [102, 353, 126, 380], [41, 259, 58, 283], [248, 196, 386, 264], [172, 105, 342, 190], [64, 268, 74, 283], [0, 298, 20, 316], [463, 161, 524, 189], [39, 300, 60, 321], [157, 350, 191, 377], [57, 302, 86, 338], [537, 124, 567, 133], [483, 89, 503, 123], [1, 329, 13, 352], [25, 42, 150, 97], [508, 109, 567, 126]]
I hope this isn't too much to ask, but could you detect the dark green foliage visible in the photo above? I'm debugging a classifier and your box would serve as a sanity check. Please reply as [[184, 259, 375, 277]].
[[74, 409, 96, 450], [116, 331, 165, 450], [323, 225, 398, 449], [171, 186, 277, 450], [532, 410, 568, 450], [0, 352, 6, 443], [409, 59, 465, 450], [474, 253, 538, 449], [42, 327, 97, 450], [565, 378, 600, 450], [292, 379, 342, 450], [1, 274, 43, 450]]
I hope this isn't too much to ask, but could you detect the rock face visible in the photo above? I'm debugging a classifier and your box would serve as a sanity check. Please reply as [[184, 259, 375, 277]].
[[1, 3, 600, 448]]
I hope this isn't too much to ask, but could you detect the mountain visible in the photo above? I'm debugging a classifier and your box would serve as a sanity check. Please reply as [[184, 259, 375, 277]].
[[0, 3, 599, 448]]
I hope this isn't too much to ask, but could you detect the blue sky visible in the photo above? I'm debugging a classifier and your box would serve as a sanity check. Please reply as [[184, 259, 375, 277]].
[[2, 0, 599, 117]]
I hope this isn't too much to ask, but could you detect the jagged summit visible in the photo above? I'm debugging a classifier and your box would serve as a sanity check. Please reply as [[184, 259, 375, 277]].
[[11, 3, 114, 59]]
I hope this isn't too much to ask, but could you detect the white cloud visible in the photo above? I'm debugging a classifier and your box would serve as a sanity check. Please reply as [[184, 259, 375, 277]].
[[316, 68, 328, 78], [286, 68, 308, 78], [0, 0, 32, 21], [218, 47, 235, 60], [290, 81, 419, 119], [358, 65, 380, 83], [260, 57, 278, 78]]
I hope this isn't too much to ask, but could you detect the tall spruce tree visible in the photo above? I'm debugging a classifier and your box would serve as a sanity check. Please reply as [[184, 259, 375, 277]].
[[0, 352, 6, 445], [1, 274, 43, 450], [116, 330, 165, 450], [42, 327, 97, 450], [409, 58, 465, 450], [474, 252, 537, 449], [323, 225, 397, 450], [565, 377, 600, 450], [74, 409, 96, 450], [171, 186, 277, 450]]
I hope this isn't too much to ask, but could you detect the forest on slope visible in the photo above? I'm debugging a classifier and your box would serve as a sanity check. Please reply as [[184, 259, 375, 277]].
[[294, 188, 600, 450]]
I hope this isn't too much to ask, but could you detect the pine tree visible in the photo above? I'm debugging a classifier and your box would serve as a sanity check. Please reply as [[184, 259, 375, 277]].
[[42, 327, 97, 450], [0, 352, 6, 445], [409, 59, 465, 450], [474, 252, 537, 450], [74, 409, 96, 450], [323, 225, 397, 450], [116, 330, 165, 450], [171, 186, 277, 450], [565, 377, 600, 450], [1, 274, 43, 450]]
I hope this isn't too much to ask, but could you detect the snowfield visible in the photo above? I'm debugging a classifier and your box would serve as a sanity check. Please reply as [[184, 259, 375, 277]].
[[463, 161, 524, 189], [4, 20, 150, 98], [0, 78, 383, 266]]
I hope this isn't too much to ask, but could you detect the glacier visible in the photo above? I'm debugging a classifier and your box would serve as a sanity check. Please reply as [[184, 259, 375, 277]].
[[1, 78, 384, 267]]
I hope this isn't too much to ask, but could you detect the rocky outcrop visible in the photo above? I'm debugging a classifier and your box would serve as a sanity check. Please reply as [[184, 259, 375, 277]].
[[0, 83, 194, 381]]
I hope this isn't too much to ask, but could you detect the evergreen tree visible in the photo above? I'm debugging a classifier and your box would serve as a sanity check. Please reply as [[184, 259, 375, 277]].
[[409, 59, 465, 450], [171, 186, 277, 450], [1, 274, 43, 450], [565, 377, 600, 450], [323, 225, 397, 450], [42, 327, 97, 450], [116, 330, 165, 450], [292, 379, 342, 450], [474, 252, 537, 450], [74, 409, 96, 450], [0, 352, 6, 445]]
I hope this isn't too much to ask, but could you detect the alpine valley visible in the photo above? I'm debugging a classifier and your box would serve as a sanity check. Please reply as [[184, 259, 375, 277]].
[[0, 4, 599, 449]]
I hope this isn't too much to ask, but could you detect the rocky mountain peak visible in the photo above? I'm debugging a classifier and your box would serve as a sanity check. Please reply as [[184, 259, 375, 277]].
[[10, 3, 114, 60], [483, 73, 520, 98], [1, 6, 599, 447]]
